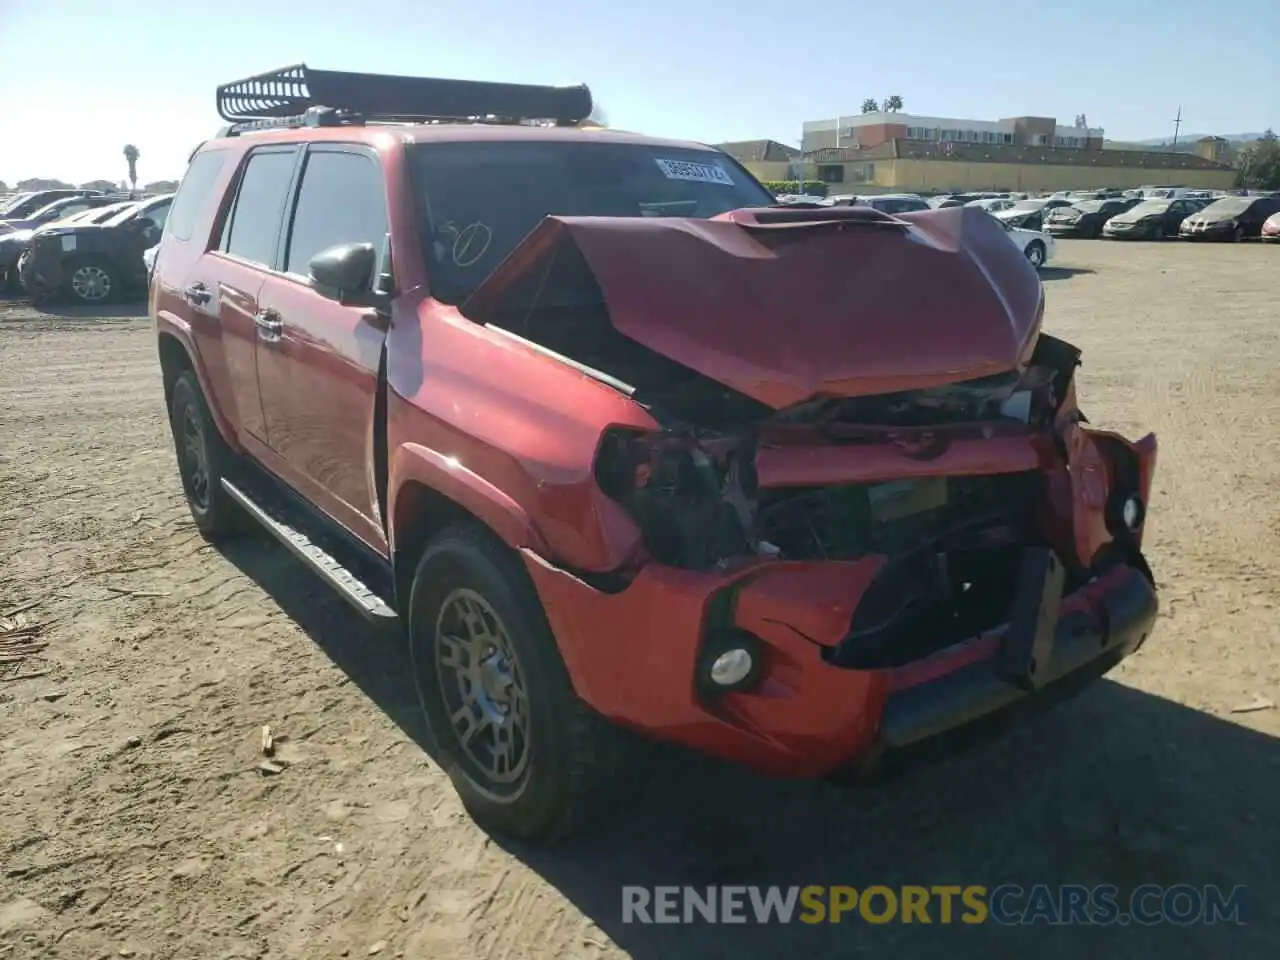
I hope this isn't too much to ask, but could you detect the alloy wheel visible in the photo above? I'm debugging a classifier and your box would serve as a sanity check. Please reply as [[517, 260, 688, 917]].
[[179, 406, 210, 511], [434, 588, 530, 787], [70, 264, 112, 303]]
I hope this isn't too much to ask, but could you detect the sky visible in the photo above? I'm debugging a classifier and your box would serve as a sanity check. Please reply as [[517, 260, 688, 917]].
[[1, 0, 1277, 186]]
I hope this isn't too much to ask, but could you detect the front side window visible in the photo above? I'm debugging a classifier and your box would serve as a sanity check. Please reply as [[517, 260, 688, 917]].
[[407, 140, 774, 303], [221, 149, 297, 267], [284, 150, 387, 279]]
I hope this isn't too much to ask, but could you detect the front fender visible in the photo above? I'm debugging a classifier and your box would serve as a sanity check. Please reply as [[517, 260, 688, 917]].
[[155, 312, 242, 453], [387, 442, 550, 555]]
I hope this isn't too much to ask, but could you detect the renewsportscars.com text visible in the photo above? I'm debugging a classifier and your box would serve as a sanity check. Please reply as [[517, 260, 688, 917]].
[[621, 884, 1247, 926]]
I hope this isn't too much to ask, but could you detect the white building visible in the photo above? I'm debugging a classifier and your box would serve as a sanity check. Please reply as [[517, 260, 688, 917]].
[[802, 111, 1105, 153]]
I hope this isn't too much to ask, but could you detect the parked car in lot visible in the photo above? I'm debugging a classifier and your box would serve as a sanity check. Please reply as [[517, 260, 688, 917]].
[[1, 201, 138, 292], [966, 197, 1016, 213], [1101, 197, 1203, 240], [995, 217, 1056, 267], [156, 64, 1160, 844], [1178, 195, 1280, 241], [994, 198, 1076, 231], [833, 193, 931, 214], [0, 194, 125, 235], [1261, 211, 1280, 241], [21, 194, 173, 304], [0, 189, 103, 223], [1044, 198, 1140, 238]]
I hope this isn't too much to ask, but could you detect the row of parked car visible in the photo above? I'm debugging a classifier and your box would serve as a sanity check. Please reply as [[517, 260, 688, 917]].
[[0, 187, 173, 304], [816, 187, 1280, 245]]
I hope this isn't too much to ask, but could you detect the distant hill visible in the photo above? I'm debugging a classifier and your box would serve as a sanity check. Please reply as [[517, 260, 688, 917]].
[[1133, 133, 1266, 145]]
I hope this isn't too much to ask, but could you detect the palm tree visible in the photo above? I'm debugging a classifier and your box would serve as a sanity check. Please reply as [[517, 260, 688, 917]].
[[123, 144, 140, 195], [860, 98, 880, 114], [884, 95, 904, 112]]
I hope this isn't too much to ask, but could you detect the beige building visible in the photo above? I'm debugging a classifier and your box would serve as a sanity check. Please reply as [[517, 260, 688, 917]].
[[717, 138, 1238, 194]]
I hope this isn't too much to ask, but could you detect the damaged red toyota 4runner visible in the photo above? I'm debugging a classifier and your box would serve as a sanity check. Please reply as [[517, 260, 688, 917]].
[[152, 66, 1159, 843]]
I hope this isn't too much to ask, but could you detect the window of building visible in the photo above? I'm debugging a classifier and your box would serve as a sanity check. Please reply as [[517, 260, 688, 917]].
[[284, 150, 388, 279], [221, 148, 298, 267], [817, 164, 844, 183]]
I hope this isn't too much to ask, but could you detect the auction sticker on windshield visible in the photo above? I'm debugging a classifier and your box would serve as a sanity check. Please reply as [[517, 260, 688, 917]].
[[654, 158, 735, 185]]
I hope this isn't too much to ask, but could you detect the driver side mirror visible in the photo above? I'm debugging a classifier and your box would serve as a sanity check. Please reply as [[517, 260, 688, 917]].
[[309, 242, 389, 309]]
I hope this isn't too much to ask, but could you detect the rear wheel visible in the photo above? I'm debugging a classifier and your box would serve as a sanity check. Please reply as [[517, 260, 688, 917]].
[[1232, 225, 1245, 243], [407, 524, 626, 843], [1025, 241, 1046, 268], [169, 371, 244, 538], [67, 256, 118, 305]]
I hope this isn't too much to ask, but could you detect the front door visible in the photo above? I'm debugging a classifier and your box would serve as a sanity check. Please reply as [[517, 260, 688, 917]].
[[254, 145, 391, 551]]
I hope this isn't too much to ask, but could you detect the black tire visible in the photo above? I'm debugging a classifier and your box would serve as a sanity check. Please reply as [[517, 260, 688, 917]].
[[65, 255, 118, 306], [1232, 225, 1245, 243], [1, 264, 21, 295], [407, 523, 625, 843], [1025, 241, 1046, 268], [169, 371, 244, 537]]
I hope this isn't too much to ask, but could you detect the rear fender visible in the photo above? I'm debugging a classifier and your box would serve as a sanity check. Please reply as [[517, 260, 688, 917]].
[[155, 314, 241, 452]]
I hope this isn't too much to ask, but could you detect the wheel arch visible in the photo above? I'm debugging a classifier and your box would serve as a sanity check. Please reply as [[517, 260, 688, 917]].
[[155, 325, 240, 451], [388, 445, 550, 616]]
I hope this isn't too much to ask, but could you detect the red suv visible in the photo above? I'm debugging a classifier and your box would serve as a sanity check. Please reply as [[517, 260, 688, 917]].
[[153, 65, 1160, 843]]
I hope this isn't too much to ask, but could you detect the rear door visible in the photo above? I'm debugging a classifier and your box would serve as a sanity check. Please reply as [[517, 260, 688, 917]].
[[200, 146, 300, 445], [254, 144, 391, 549]]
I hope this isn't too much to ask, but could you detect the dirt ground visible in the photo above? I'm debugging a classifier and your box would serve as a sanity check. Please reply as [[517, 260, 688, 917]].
[[1, 241, 1278, 960]]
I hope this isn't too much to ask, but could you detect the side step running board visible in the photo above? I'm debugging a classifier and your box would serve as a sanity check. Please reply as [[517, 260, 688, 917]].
[[221, 479, 398, 622]]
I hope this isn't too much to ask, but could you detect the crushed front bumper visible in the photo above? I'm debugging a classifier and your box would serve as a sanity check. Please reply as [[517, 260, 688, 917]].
[[523, 547, 1158, 779], [843, 560, 1157, 781]]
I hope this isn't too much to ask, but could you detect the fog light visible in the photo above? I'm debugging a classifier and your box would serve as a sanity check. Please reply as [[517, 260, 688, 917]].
[[696, 628, 764, 696], [1121, 494, 1144, 531], [709, 648, 754, 687]]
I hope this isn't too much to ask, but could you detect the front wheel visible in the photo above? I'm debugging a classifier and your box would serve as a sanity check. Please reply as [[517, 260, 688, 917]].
[[1025, 241, 1046, 268], [1232, 225, 1245, 243], [407, 524, 625, 843]]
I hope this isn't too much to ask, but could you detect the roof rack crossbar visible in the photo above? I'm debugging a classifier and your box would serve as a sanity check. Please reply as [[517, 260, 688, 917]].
[[215, 64, 593, 131]]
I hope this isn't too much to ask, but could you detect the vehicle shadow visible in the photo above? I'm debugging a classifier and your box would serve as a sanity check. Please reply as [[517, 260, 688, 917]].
[[1039, 266, 1095, 282], [222, 536, 1278, 960]]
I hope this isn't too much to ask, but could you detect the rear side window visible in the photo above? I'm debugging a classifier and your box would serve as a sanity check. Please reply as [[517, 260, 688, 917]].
[[284, 150, 387, 278], [167, 149, 228, 242], [221, 149, 297, 267]]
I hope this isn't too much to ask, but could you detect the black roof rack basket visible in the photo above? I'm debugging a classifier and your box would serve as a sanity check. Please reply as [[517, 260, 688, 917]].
[[215, 64, 593, 128]]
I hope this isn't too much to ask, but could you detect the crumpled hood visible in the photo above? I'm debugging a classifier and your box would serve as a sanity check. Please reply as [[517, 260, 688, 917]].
[[463, 205, 1045, 409]]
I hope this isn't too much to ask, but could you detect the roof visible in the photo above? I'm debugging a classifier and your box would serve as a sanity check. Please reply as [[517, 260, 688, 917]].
[[803, 139, 1235, 171], [714, 139, 801, 162], [208, 121, 715, 154]]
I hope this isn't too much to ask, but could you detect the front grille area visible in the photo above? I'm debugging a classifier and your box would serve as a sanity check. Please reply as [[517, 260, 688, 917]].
[[754, 471, 1046, 670], [756, 471, 1042, 563]]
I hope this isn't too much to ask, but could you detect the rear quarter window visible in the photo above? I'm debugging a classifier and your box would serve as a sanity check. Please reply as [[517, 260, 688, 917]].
[[166, 149, 230, 243]]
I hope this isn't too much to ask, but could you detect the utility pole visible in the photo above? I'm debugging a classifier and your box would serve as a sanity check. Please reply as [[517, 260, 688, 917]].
[[1171, 105, 1183, 148]]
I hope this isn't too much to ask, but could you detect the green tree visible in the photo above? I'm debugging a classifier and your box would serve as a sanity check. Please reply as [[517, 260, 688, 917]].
[[884, 95, 904, 112], [1235, 130, 1280, 190], [860, 98, 879, 114], [123, 144, 140, 194]]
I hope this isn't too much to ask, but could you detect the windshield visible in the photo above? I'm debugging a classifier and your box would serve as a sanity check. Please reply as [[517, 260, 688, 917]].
[[1072, 201, 1104, 213], [0, 193, 33, 216], [407, 140, 774, 303], [1126, 200, 1173, 216], [1201, 197, 1252, 216], [90, 202, 137, 223], [1010, 200, 1047, 211], [28, 199, 79, 221], [103, 203, 145, 227]]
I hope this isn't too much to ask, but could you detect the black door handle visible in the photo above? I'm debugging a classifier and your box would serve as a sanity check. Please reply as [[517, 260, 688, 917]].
[[183, 282, 210, 305]]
